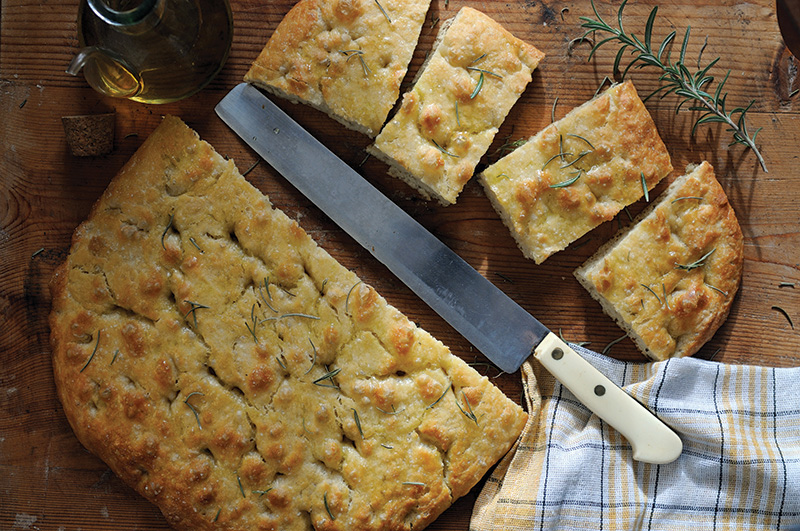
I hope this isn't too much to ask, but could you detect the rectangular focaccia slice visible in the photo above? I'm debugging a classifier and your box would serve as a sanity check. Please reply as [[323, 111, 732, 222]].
[[245, 0, 431, 137], [48, 116, 528, 531], [574, 162, 743, 361], [367, 7, 544, 205], [479, 81, 673, 263]]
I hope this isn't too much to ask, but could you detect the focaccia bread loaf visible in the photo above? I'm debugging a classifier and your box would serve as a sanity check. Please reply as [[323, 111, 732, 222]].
[[480, 81, 673, 263], [49, 116, 527, 531], [368, 7, 544, 205], [244, 0, 431, 137], [574, 162, 743, 361]]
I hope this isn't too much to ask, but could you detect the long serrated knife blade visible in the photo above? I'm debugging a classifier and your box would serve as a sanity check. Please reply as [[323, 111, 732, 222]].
[[216, 83, 683, 464]]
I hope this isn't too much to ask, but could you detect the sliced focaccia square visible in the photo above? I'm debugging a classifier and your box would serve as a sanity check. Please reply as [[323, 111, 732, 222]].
[[368, 6, 545, 205], [245, 0, 432, 137], [49, 116, 528, 531], [479, 81, 673, 263], [574, 162, 744, 361]]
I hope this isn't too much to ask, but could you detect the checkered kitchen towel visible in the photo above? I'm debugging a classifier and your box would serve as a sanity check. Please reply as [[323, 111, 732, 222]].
[[471, 346, 800, 530]]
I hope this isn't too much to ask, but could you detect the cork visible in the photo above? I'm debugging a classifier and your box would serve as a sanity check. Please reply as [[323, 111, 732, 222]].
[[62, 113, 115, 156]]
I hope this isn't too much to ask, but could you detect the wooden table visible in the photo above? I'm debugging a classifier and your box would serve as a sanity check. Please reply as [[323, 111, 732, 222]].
[[2, 0, 798, 529]]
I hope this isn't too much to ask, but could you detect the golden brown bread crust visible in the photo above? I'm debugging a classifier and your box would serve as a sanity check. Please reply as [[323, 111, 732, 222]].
[[244, 0, 431, 137], [480, 81, 673, 263], [573, 162, 744, 360], [368, 7, 544, 205], [49, 116, 527, 531]]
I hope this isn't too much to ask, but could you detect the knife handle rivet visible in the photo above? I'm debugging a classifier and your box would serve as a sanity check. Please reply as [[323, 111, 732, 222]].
[[551, 348, 564, 360], [273, 127, 280, 134], [594, 385, 606, 396]]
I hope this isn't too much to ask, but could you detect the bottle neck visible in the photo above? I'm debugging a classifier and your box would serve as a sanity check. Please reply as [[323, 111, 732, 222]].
[[87, 0, 164, 30]]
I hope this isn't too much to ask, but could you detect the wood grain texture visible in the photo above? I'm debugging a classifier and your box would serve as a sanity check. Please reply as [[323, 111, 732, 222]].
[[1, 0, 799, 529]]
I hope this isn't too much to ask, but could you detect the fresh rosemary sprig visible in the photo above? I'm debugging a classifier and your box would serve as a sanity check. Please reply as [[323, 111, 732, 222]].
[[579, 0, 767, 172]]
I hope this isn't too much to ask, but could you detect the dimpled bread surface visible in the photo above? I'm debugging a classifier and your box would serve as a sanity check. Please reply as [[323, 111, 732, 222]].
[[49, 116, 527, 531]]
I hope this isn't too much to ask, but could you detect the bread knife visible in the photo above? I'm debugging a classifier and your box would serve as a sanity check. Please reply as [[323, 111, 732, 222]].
[[216, 83, 683, 465]]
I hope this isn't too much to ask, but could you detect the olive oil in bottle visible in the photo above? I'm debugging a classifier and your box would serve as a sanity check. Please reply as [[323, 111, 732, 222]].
[[69, 0, 233, 103]]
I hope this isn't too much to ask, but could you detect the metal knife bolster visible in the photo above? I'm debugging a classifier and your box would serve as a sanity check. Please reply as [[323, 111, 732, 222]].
[[215, 84, 683, 464]]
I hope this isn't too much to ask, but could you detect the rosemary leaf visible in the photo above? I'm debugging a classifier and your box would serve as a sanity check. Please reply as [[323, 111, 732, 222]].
[[245, 320, 259, 343], [374, 0, 391, 23], [402, 481, 426, 486], [305, 339, 317, 375], [161, 212, 174, 250], [184, 391, 204, 429], [671, 196, 704, 203], [425, 386, 449, 409], [551, 97, 559, 123], [542, 151, 573, 170], [640, 283, 662, 304], [470, 72, 485, 99], [242, 159, 260, 176], [253, 488, 273, 497], [237, 475, 245, 498], [352, 408, 363, 438], [376, 405, 405, 415], [345, 281, 363, 314], [706, 283, 728, 296], [641, 172, 649, 202], [550, 170, 582, 188], [324, 492, 335, 520], [779, 282, 796, 288], [469, 53, 487, 65], [601, 335, 627, 355], [566, 133, 596, 150], [110, 349, 120, 365], [183, 300, 210, 328], [772, 306, 794, 329], [466, 66, 503, 79], [676, 248, 716, 271], [455, 391, 479, 425], [80, 330, 102, 373], [560, 150, 591, 169], [432, 138, 460, 157], [313, 368, 341, 388], [189, 236, 204, 253]]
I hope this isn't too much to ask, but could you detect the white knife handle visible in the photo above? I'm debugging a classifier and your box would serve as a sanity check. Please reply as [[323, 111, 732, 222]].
[[533, 332, 683, 465]]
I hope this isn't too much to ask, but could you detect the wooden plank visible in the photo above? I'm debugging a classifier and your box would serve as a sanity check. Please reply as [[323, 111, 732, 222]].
[[1, 0, 799, 529]]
